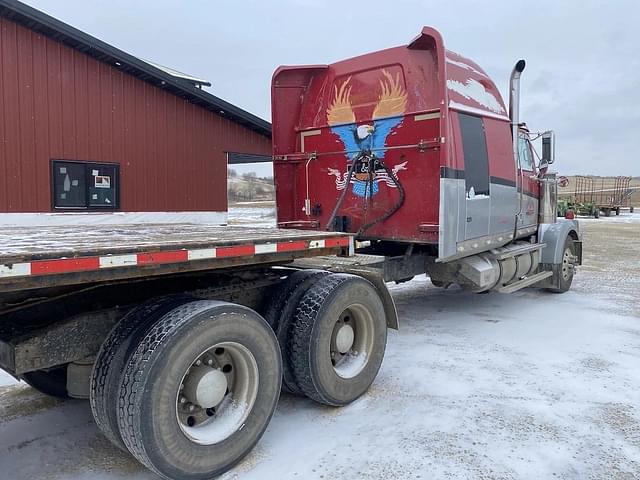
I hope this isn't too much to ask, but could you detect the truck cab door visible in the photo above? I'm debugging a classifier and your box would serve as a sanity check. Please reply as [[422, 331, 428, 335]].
[[516, 133, 540, 230]]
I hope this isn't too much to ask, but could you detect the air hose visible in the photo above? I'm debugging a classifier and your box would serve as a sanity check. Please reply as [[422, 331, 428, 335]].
[[324, 152, 406, 235], [324, 153, 360, 231], [356, 156, 405, 236]]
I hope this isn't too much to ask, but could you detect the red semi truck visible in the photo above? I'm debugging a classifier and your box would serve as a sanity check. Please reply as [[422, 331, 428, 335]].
[[0, 27, 581, 480]]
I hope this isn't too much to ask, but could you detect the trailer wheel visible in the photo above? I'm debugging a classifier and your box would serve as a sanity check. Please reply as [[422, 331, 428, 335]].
[[117, 301, 281, 479], [616, 207, 621, 216], [547, 236, 576, 294], [594, 209, 600, 218], [289, 274, 387, 406], [90, 295, 193, 450], [22, 365, 69, 398], [264, 269, 330, 395]]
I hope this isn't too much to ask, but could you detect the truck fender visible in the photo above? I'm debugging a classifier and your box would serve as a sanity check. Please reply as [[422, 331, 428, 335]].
[[291, 263, 399, 330], [538, 219, 581, 264], [352, 269, 399, 330]]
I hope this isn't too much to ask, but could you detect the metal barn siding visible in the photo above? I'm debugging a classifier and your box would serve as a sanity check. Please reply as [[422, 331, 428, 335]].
[[0, 15, 271, 214]]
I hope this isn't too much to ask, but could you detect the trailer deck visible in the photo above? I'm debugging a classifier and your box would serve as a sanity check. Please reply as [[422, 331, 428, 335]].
[[0, 224, 352, 293]]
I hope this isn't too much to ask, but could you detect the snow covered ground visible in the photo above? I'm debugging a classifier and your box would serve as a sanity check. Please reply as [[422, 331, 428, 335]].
[[1, 212, 639, 479]]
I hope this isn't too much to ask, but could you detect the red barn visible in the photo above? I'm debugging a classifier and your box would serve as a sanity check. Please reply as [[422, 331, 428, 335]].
[[0, 0, 271, 226]]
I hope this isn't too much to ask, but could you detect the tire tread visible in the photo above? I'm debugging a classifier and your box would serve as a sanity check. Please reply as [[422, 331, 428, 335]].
[[289, 274, 352, 405]]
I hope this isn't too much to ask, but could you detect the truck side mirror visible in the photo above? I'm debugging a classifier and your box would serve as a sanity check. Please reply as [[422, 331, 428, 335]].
[[542, 131, 555, 164]]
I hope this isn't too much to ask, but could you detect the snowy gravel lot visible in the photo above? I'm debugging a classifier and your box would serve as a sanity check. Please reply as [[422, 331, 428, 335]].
[[1, 209, 639, 479]]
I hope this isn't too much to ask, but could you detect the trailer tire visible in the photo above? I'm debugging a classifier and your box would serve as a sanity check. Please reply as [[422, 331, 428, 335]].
[[289, 274, 387, 406], [117, 301, 281, 480], [264, 269, 331, 395], [90, 295, 193, 450], [547, 236, 576, 294], [594, 209, 600, 218], [22, 365, 69, 398]]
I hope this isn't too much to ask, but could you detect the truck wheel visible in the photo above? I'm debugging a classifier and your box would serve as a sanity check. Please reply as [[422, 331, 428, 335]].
[[616, 207, 621, 216], [264, 269, 330, 395], [22, 365, 69, 398], [594, 209, 600, 218], [117, 301, 281, 480], [90, 295, 193, 450], [546, 236, 576, 294], [289, 274, 387, 406]]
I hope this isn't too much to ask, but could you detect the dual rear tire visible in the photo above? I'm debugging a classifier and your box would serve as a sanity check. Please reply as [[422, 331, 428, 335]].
[[287, 274, 387, 406], [90, 299, 282, 479], [89, 272, 387, 479], [267, 272, 387, 405]]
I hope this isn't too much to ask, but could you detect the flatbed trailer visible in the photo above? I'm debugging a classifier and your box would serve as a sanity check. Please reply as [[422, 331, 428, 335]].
[[1, 223, 407, 479], [0, 224, 352, 293]]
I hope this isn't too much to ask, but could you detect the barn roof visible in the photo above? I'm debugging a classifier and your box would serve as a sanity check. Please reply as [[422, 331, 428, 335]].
[[0, 0, 271, 137]]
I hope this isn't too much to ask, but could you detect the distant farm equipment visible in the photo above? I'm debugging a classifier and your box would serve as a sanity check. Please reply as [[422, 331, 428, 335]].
[[558, 176, 633, 217]]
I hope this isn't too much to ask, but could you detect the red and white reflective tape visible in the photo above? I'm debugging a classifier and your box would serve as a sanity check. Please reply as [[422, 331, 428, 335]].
[[0, 237, 352, 280]]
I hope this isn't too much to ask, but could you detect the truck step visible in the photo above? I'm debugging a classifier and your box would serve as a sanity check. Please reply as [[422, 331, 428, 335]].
[[491, 242, 545, 260], [496, 270, 553, 294]]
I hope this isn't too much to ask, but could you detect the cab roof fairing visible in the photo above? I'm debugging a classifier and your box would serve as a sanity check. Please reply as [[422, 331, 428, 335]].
[[443, 49, 510, 122], [271, 27, 509, 156]]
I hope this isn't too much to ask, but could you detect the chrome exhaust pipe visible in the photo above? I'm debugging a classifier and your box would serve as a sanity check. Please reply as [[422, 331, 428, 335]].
[[509, 59, 526, 161], [509, 60, 526, 226]]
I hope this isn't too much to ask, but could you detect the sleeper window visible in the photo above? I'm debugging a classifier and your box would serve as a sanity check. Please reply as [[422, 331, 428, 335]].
[[458, 113, 490, 197]]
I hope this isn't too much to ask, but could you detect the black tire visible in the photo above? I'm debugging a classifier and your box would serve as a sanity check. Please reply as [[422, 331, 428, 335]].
[[117, 301, 281, 480], [594, 208, 600, 218], [264, 269, 331, 395], [616, 207, 621, 216], [289, 274, 387, 406], [547, 236, 576, 294], [22, 365, 69, 398], [90, 295, 193, 450]]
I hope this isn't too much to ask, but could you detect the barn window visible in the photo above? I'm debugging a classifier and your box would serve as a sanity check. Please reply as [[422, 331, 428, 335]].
[[458, 113, 490, 197], [52, 160, 119, 210]]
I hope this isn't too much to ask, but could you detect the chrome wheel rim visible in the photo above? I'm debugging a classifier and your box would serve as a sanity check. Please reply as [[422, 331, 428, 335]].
[[176, 342, 259, 445], [330, 304, 374, 379]]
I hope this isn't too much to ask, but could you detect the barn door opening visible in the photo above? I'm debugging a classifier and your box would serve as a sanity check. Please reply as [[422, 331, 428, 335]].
[[226, 152, 275, 226]]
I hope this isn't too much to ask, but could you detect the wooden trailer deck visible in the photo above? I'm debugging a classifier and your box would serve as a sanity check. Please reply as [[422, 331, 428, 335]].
[[0, 224, 352, 293]]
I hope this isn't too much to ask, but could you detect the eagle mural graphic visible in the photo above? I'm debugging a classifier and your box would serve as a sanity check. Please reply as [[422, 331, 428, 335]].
[[326, 69, 408, 197]]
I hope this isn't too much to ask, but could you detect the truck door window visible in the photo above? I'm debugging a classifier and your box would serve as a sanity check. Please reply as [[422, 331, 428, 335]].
[[458, 113, 490, 197], [518, 134, 534, 171]]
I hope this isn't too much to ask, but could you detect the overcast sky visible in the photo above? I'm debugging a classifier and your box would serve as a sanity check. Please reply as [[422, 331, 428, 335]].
[[25, 0, 639, 177]]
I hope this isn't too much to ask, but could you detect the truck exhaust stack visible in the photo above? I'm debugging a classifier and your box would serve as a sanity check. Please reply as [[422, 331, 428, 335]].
[[509, 59, 526, 158]]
